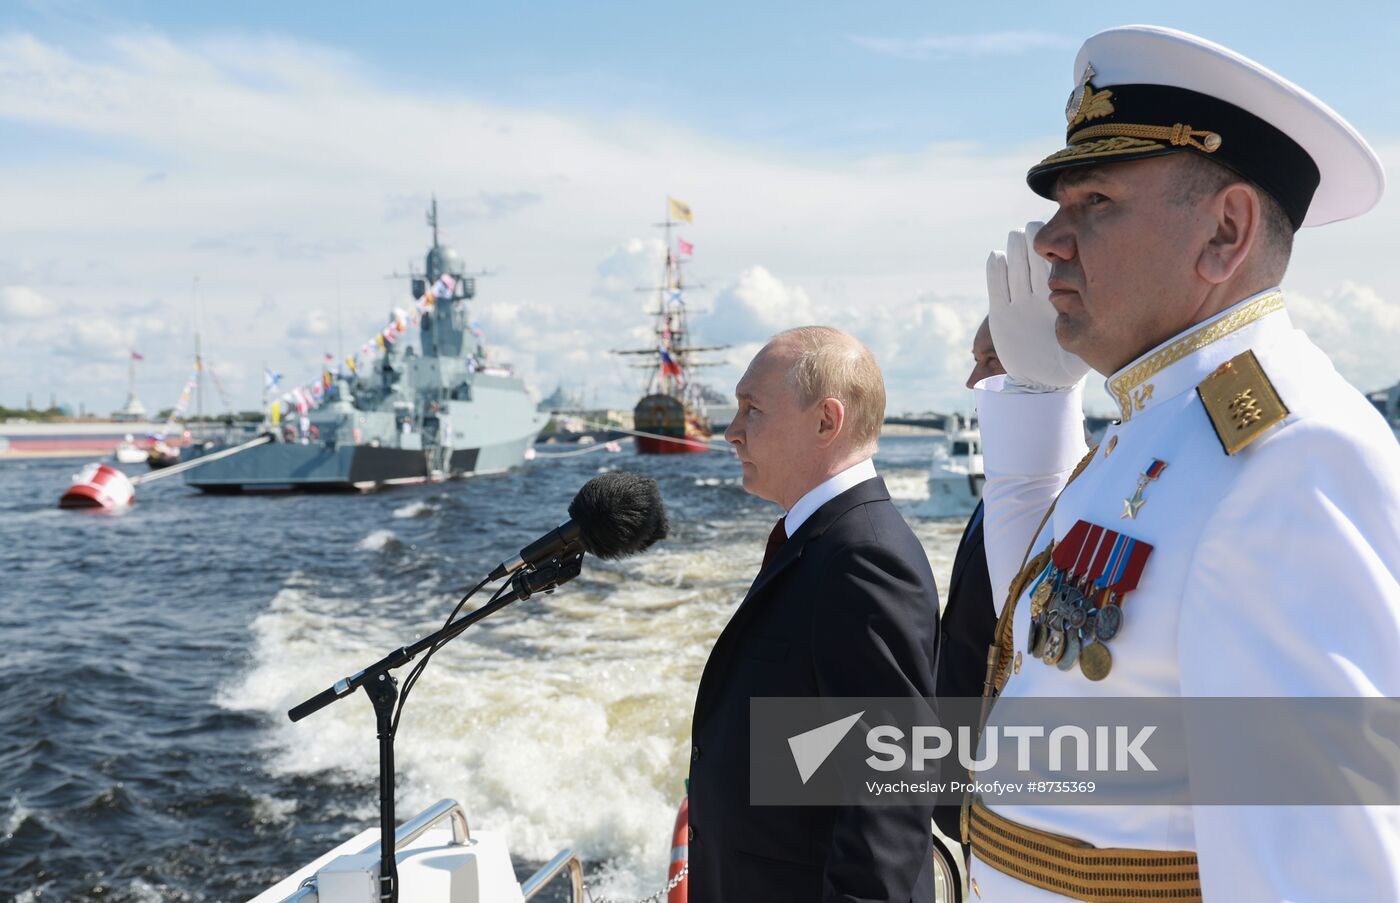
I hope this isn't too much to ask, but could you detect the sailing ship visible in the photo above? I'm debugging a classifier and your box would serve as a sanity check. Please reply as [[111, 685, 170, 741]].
[[612, 198, 728, 454]]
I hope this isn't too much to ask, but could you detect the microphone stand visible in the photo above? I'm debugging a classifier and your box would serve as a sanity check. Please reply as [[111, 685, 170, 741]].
[[287, 552, 585, 903]]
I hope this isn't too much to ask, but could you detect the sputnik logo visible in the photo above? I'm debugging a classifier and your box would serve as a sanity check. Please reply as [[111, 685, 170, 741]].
[[787, 711, 864, 784]]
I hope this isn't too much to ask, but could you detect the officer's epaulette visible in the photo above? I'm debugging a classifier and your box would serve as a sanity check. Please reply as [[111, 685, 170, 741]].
[[1197, 350, 1289, 455]]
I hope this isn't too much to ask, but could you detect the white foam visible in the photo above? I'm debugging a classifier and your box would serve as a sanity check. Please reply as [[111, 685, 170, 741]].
[[252, 795, 298, 825], [883, 470, 931, 502], [4, 795, 30, 837], [392, 500, 434, 519], [357, 529, 397, 551], [691, 477, 739, 487], [13, 883, 52, 903], [122, 878, 166, 903], [230, 514, 967, 894]]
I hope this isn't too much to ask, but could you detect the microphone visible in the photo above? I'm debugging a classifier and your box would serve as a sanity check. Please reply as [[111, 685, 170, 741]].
[[487, 471, 669, 581]]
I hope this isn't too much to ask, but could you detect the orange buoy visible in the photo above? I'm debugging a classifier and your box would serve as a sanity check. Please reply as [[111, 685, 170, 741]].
[[667, 796, 688, 903]]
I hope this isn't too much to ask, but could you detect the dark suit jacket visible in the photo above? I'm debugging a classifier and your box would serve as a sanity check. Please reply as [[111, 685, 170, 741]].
[[688, 477, 941, 903], [931, 501, 997, 843]]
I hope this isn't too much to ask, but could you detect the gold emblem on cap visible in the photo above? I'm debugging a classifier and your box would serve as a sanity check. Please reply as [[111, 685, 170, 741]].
[[1064, 63, 1096, 123], [1066, 64, 1115, 128]]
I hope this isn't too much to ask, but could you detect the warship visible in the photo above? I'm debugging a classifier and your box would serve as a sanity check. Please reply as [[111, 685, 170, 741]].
[[184, 202, 546, 493], [612, 198, 728, 454]]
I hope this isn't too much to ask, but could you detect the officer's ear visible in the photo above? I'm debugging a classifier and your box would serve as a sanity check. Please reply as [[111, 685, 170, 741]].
[[1196, 181, 1262, 285]]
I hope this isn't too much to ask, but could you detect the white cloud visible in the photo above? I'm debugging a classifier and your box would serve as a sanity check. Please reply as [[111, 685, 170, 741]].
[[1287, 282, 1400, 393], [851, 31, 1070, 60], [699, 269, 982, 414], [704, 266, 817, 345], [288, 309, 334, 339], [0, 285, 49, 319], [0, 30, 1396, 419]]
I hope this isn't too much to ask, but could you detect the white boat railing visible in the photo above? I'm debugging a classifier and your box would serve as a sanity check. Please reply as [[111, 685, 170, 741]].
[[278, 881, 317, 903], [271, 799, 586, 903], [359, 798, 472, 853], [273, 799, 473, 903], [520, 847, 585, 901]]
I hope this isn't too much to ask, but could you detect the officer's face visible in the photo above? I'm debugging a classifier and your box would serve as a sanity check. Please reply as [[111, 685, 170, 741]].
[[966, 317, 1005, 389], [1034, 155, 1207, 374], [726, 341, 816, 507]]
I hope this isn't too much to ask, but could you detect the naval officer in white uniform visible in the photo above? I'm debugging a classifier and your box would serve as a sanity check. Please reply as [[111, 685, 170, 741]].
[[965, 25, 1400, 902]]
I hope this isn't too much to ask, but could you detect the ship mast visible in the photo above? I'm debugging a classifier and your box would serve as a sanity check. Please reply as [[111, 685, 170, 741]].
[[653, 200, 685, 399], [611, 198, 728, 403], [426, 197, 441, 359], [193, 276, 204, 431]]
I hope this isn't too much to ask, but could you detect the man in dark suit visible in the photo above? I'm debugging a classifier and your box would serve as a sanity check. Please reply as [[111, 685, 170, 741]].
[[931, 317, 1006, 852], [688, 326, 941, 903]]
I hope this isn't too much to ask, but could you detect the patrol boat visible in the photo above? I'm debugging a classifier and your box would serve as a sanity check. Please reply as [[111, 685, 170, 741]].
[[185, 203, 546, 493]]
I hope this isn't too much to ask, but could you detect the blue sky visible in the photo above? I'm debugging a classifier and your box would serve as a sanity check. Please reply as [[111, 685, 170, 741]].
[[2, 1, 1399, 415], [10, 1, 1395, 153]]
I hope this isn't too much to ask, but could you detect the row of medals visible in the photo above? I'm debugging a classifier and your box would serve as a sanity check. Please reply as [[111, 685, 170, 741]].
[[1028, 568, 1122, 681]]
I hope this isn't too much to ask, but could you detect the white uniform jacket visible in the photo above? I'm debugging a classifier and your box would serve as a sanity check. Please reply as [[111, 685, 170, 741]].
[[971, 289, 1400, 901]]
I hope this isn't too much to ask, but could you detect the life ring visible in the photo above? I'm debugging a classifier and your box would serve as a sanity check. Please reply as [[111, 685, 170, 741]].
[[307, 425, 321, 441], [668, 796, 688, 903]]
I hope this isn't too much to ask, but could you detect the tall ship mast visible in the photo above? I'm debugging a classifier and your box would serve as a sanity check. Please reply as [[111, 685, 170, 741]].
[[612, 198, 728, 454], [183, 200, 546, 492]]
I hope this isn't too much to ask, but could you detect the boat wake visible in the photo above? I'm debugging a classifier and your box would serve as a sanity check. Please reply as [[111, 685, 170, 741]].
[[222, 530, 757, 899]]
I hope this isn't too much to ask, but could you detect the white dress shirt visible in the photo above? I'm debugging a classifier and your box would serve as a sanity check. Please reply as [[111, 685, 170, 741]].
[[784, 458, 878, 537]]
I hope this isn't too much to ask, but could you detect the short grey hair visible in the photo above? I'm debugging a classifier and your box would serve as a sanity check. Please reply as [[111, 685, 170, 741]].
[[774, 326, 885, 451], [1171, 152, 1294, 270]]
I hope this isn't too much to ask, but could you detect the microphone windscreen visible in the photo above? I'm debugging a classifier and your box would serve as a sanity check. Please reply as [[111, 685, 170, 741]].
[[568, 471, 668, 560]]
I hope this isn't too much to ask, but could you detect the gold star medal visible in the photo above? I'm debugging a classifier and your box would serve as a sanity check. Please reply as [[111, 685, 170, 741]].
[[1122, 458, 1168, 520]]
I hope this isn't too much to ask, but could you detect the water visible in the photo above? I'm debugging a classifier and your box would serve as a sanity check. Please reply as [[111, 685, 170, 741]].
[[0, 436, 965, 902]]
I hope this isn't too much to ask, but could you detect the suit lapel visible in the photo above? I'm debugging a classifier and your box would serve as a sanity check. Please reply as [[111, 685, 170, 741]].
[[693, 477, 891, 727], [736, 476, 890, 612]]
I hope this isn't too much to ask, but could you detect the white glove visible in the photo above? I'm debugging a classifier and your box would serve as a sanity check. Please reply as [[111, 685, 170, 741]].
[[985, 221, 1090, 391]]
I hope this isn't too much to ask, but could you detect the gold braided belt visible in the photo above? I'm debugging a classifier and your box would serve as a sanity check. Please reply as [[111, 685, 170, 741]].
[[969, 800, 1202, 902]]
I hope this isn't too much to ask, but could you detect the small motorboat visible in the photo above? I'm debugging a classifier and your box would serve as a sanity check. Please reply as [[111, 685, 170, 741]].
[[917, 415, 984, 519], [113, 434, 147, 464]]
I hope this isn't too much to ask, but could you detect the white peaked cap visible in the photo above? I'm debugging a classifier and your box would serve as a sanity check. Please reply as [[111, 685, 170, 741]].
[[1029, 25, 1384, 228]]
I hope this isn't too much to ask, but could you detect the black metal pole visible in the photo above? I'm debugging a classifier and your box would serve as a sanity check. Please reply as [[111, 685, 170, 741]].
[[365, 672, 400, 903], [283, 554, 585, 903]]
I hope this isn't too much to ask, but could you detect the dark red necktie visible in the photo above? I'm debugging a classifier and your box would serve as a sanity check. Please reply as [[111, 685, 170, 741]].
[[761, 517, 787, 571]]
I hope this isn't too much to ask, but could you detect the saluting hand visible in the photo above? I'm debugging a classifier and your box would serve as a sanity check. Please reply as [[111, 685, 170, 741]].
[[986, 221, 1089, 391]]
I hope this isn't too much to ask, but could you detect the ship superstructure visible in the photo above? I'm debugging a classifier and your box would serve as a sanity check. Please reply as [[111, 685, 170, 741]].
[[184, 201, 545, 492]]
